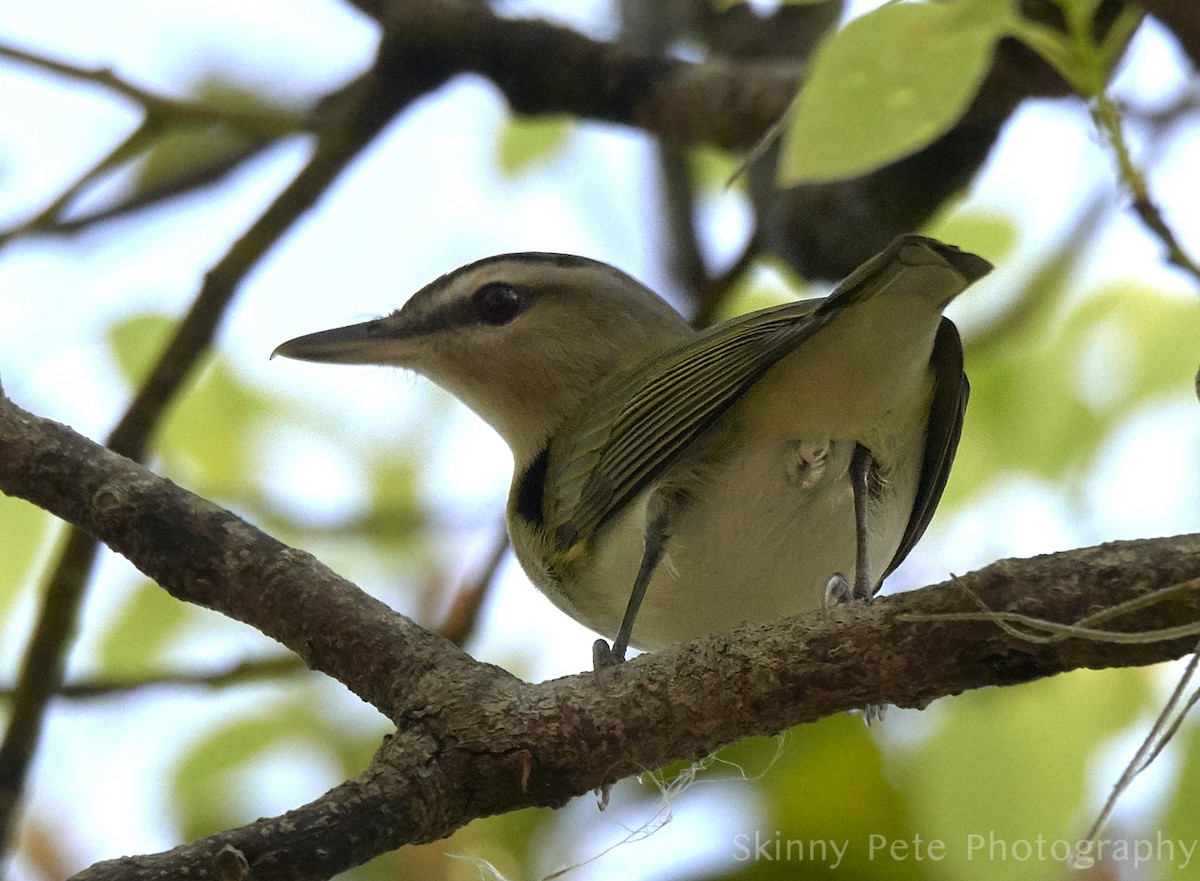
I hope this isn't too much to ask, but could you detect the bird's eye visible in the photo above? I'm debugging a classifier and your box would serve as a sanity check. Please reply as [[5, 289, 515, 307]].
[[472, 283, 524, 325]]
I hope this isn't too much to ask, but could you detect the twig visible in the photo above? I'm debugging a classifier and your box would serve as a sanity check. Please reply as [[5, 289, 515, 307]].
[[0, 655, 307, 701], [1090, 92, 1200, 287], [433, 530, 510, 647], [0, 42, 302, 245], [900, 577, 1200, 645], [0, 42, 299, 136], [35, 137, 276, 237], [0, 22, 452, 861], [1076, 639, 1200, 863]]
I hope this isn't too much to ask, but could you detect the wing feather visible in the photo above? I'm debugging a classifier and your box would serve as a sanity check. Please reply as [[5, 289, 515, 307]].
[[546, 299, 828, 547], [879, 317, 968, 582]]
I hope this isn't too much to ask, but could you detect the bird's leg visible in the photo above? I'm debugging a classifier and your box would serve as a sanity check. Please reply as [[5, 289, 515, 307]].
[[819, 445, 887, 723], [849, 443, 875, 600], [593, 492, 676, 669], [822, 443, 877, 610], [593, 493, 678, 809]]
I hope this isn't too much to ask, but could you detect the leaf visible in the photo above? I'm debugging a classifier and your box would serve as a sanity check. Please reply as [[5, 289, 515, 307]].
[[778, 0, 1015, 185], [107, 313, 175, 387], [107, 312, 281, 498], [891, 668, 1151, 880], [951, 278, 1200, 501], [96, 580, 196, 678], [716, 718, 930, 879], [496, 114, 574, 176], [170, 693, 380, 841], [689, 143, 744, 192], [1159, 717, 1200, 869], [0, 498, 53, 626], [716, 0, 834, 9], [925, 209, 1019, 267], [134, 126, 258, 196]]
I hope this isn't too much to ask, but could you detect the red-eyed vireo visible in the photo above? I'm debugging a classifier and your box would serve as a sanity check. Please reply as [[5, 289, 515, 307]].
[[274, 235, 991, 668]]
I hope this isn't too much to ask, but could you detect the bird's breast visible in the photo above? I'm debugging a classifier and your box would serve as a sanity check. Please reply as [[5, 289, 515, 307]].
[[538, 429, 920, 651]]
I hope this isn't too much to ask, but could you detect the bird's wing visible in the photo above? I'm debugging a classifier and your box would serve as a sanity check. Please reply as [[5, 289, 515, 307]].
[[879, 317, 968, 583], [544, 233, 988, 553], [545, 298, 830, 549]]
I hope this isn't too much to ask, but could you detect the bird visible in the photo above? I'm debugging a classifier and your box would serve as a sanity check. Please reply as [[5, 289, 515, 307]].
[[273, 234, 991, 667]]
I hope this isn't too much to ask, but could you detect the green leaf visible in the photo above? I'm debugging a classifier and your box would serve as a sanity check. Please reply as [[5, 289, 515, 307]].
[[925, 210, 1019, 266], [1008, 19, 1086, 92], [170, 694, 375, 840], [952, 278, 1200, 499], [496, 114, 574, 177], [778, 0, 1015, 185], [107, 313, 175, 387], [1160, 717, 1200, 869], [891, 668, 1151, 881], [715, 718, 930, 879], [716, 0, 835, 8], [689, 144, 744, 192], [134, 126, 258, 196], [0, 498, 53, 626], [945, 265, 1200, 504], [96, 580, 195, 678]]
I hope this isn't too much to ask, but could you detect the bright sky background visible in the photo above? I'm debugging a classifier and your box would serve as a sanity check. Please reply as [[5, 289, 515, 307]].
[[1, 1, 1198, 878]]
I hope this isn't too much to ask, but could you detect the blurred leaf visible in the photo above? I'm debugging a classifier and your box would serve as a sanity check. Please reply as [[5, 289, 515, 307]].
[[367, 457, 423, 556], [709, 257, 814, 324], [716, 0, 833, 8], [171, 693, 371, 841], [371, 804, 553, 881], [689, 144, 744, 192], [108, 313, 174, 387], [159, 359, 281, 496], [925, 211, 1019, 268], [1159, 716, 1200, 874], [186, 77, 302, 126], [96, 580, 195, 678], [497, 114, 574, 176], [778, 0, 1014, 184], [131, 80, 296, 198], [0, 496, 52, 625], [1065, 283, 1200, 413], [713, 718, 931, 880], [952, 280, 1200, 503], [134, 126, 258, 196], [891, 667, 1151, 881], [109, 312, 284, 498]]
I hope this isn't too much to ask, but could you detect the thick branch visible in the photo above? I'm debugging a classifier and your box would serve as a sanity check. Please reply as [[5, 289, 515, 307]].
[[2, 377, 1199, 881], [0, 19, 464, 857]]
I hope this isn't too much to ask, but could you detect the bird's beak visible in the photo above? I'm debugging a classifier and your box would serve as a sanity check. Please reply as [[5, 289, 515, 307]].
[[272, 319, 404, 365]]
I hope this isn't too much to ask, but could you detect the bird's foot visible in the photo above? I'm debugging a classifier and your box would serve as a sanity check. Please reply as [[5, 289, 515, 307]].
[[823, 573, 887, 725], [822, 572, 854, 611], [590, 639, 623, 810], [592, 638, 625, 670]]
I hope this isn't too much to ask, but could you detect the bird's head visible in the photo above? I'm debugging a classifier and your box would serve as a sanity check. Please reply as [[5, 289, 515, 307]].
[[273, 253, 690, 462]]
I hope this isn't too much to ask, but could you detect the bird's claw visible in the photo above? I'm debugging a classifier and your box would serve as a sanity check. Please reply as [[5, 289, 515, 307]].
[[823, 572, 853, 612], [823, 573, 887, 723], [592, 638, 623, 670]]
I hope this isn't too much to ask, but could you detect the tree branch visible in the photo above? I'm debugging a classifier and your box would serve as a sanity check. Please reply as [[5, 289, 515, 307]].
[[2, 367, 1199, 880], [0, 42, 299, 135], [370, 1, 1102, 279], [0, 19, 464, 858], [0, 656, 307, 701]]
